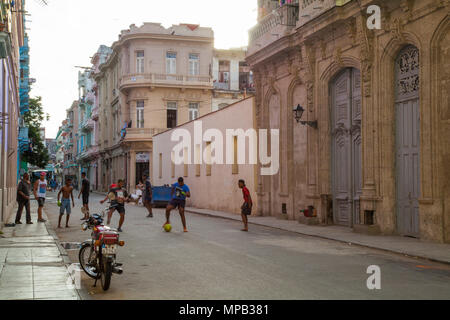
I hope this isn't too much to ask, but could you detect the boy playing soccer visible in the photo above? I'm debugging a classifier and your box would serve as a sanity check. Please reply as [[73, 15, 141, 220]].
[[57, 178, 75, 228]]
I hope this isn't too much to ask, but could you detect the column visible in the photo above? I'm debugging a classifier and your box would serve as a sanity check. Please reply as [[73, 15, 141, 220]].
[[129, 151, 136, 189]]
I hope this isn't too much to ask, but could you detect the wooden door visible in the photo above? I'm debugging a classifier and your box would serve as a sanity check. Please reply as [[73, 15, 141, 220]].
[[331, 68, 362, 226], [395, 45, 420, 237]]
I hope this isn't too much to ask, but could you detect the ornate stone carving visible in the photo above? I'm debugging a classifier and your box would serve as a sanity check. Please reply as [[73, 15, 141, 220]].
[[396, 46, 420, 97], [397, 47, 420, 74], [358, 13, 375, 97], [303, 42, 316, 111], [400, 0, 415, 20], [333, 47, 343, 68], [346, 18, 357, 45], [391, 18, 406, 43]]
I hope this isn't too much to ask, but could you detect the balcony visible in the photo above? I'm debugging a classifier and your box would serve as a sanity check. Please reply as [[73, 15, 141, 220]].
[[120, 73, 213, 91], [213, 82, 230, 91], [80, 118, 95, 132], [77, 145, 99, 161], [91, 106, 99, 120], [248, 4, 299, 55], [122, 128, 167, 142]]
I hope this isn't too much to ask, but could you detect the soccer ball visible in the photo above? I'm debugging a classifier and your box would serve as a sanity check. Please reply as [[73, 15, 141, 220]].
[[163, 224, 172, 232]]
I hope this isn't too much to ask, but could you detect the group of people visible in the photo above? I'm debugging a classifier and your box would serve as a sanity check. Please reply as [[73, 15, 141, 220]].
[[15, 171, 51, 224], [15, 170, 254, 232]]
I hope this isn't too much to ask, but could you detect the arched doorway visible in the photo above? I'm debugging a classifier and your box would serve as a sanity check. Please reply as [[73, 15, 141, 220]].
[[395, 45, 420, 237], [331, 68, 362, 227]]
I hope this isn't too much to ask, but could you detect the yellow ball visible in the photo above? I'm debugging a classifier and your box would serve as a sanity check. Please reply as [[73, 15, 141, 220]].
[[163, 224, 172, 232]]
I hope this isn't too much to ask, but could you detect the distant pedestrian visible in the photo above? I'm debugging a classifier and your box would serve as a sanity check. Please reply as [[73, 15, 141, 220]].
[[238, 179, 253, 232], [100, 179, 131, 232], [143, 172, 153, 218], [78, 172, 90, 220], [15, 173, 32, 225], [164, 177, 190, 232], [33, 172, 47, 223], [57, 178, 75, 228]]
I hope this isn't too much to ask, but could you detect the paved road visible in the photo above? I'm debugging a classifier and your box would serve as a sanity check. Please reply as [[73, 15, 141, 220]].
[[44, 192, 450, 300]]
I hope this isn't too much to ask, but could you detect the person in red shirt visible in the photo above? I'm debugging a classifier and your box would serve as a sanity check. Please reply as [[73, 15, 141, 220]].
[[238, 179, 252, 232]]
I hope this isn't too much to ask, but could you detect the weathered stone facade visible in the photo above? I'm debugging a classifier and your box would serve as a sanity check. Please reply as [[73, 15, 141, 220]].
[[247, 0, 450, 242]]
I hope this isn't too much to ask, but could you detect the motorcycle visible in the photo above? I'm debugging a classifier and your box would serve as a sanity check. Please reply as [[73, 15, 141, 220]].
[[78, 206, 125, 291]]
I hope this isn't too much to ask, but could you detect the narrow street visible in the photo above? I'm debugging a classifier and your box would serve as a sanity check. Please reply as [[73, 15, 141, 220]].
[[43, 192, 450, 300]]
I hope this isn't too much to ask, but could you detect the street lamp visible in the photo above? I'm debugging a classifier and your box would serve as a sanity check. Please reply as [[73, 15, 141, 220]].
[[293, 104, 318, 129]]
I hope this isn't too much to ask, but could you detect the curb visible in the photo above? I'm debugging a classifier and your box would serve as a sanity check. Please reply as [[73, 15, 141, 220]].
[[185, 209, 450, 266]]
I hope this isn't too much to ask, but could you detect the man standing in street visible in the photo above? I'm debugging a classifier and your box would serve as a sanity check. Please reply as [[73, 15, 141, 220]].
[[101, 179, 130, 232], [57, 178, 75, 228], [164, 177, 190, 233], [15, 173, 32, 225], [33, 172, 47, 223], [238, 179, 253, 232], [78, 172, 90, 220], [143, 172, 153, 218]]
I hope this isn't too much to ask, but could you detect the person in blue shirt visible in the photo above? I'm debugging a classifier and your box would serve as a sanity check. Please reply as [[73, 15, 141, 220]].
[[164, 177, 190, 232]]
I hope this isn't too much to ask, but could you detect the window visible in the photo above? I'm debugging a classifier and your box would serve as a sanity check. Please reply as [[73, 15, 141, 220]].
[[189, 53, 199, 75], [218, 60, 230, 86], [195, 144, 201, 177], [189, 102, 199, 121], [205, 141, 212, 176], [232, 136, 239, 174], [167, 102, 177, 128], [137, 100, 144, 128], [136, 51, 144, 73], [166, 52, 177, 74]]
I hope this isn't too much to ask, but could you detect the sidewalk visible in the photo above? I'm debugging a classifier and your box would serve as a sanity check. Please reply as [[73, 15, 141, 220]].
[[185, 207, 450, 265], [0, 201, 81, 300]]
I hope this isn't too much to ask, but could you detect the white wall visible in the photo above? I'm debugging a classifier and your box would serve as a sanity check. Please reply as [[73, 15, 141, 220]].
[[152, 97, 257, 215]]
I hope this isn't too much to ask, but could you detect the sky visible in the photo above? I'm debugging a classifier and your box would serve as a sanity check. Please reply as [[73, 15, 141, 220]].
[[26, 0, 258, 138]]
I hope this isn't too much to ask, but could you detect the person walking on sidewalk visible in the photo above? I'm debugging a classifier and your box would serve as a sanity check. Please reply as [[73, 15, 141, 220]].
[[57, 178, 75, 228], [78, 172, 90, 220], [15, 173, 33, 225], [164, 177, 190, 232], [100, 179, 130, 232], [33, 172, 47, 223], [143, 172, 153, 218], [238, 179, 253, 232]]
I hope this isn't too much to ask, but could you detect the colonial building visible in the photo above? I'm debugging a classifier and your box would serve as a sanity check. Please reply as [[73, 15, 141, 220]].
[[0, 0, 25, 225], [212, 48, 254, 111], [94, 23, 214, 192], [61, 101, 80, 188], [246, 0, 450, 242], [76, 69, 98, 191]]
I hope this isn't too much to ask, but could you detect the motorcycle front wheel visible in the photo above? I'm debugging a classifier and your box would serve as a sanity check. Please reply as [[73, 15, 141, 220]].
[[79, 243, 100, 279], [101, 258, 113, 291]]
